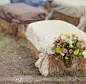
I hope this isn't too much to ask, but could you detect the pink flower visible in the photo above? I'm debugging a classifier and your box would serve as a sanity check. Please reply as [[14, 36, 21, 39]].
[[63, 49, 68, 53], [58, 36, 61, 39], [62, 39, 66, 42], [69, 49, 73, 54], [59, 40, 62, 44], [72, 34, 75, 38], [81, 39, 85, 43]]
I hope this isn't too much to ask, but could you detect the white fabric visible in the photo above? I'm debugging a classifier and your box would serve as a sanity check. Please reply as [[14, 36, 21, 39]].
[[49, 0, 86, 30], [35, 53, 49, 76], [0, 0, 11, 5], [25, 20, 86, 76]]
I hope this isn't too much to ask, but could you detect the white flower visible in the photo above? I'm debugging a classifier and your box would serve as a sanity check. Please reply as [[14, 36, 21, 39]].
[[62, 35, 66, 40], [82, 51, 86, 58], [60, 52, 65, 56]]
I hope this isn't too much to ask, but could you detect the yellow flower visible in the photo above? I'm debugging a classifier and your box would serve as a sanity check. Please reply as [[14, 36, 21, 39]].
[[74, 49, 79, 55], [75, 34, 78, 37], [79, 53, 81, 55], [64, 34, 68, 37], [56, 46, 60, 53], [60, 33, 63, 36], [65, 56, 69, 60], [69, 45, 73, 48]]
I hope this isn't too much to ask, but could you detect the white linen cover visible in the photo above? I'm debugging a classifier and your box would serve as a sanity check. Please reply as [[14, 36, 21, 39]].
[[25, 20, 86, 76], [49, 0, 86, 30]]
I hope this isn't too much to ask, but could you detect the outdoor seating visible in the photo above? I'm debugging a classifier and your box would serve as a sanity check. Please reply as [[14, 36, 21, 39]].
[[25, 20, 86, 76], [0, 3, 48, 38], [49, 0, 86, 31]]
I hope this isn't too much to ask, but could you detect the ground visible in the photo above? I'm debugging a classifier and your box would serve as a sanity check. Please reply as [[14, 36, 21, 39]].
[[0, 32, 40, 77], [0, 31, 86, 84]]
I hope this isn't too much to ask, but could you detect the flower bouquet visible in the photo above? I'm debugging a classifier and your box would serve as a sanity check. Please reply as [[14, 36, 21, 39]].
[[53, 33, 85, 68]]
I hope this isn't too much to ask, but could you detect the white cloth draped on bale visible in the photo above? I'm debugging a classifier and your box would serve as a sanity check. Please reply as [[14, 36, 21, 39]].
[[49, 0, 86, 30], [25, 20, 86, 76]]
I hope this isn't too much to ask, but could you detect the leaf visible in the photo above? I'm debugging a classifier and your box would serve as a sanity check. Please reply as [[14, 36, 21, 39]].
[[67, 36, 70, 39], [77, 42, 82, 48]]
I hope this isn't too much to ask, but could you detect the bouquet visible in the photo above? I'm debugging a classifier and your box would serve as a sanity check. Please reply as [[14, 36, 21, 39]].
[[53, 33, 85, 67]]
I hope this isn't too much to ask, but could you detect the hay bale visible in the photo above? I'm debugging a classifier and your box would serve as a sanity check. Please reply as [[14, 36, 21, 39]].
[[52, 11, 86, 32], [43, 1, 52, 12], [28, 41, 86, 75], [54, 11, 80, 26], [27, 40, 40, 59], [26, 20, 86, 76], [28, 40, 86, 75], [0, 18, 27, 38]]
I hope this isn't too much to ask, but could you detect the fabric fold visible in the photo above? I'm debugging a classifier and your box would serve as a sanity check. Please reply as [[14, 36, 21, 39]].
[[35, 52, 49, 76], [11, 19, 20, 39], [77, 16, 86, 30]]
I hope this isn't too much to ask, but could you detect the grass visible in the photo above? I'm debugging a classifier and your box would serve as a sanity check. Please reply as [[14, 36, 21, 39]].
[[0, 32, 39, 77]]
